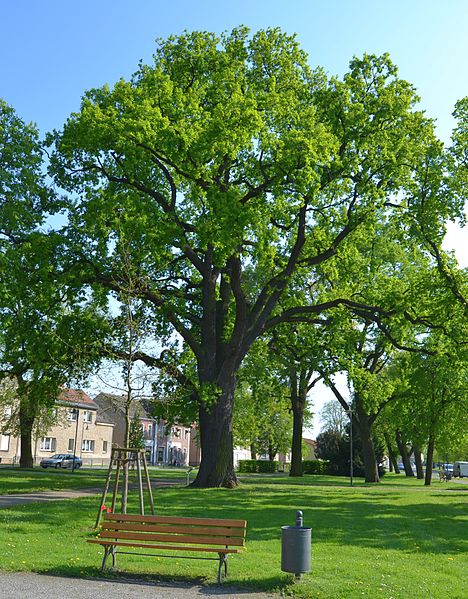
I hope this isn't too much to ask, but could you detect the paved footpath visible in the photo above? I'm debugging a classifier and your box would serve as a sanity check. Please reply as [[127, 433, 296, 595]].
[[0, 479, 181, 509], [0, 572, 277, 599], [0, 488, 103, 508]]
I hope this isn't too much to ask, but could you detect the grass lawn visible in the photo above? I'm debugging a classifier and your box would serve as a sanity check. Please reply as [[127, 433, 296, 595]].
[[0, 465, 193, 494], [0, 473, 466, 598]]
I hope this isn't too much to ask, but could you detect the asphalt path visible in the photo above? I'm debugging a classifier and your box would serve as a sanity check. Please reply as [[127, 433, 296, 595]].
[[0, 487, 102, 508], [0, 572, 278, 599]]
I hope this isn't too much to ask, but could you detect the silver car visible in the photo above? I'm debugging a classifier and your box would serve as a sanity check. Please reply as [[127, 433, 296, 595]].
[[40, 454, 82, 469]]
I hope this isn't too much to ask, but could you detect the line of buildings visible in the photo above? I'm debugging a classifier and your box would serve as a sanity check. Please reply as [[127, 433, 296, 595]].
[[0, 389, 193, 467], [0, 388, 316, 467]]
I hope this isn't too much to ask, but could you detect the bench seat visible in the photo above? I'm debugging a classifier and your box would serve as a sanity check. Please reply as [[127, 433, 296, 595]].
[[88, 512, 247, 583]]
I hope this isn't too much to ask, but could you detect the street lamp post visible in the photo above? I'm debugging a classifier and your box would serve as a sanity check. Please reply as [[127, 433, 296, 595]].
[[348, 408, 353, 487], [72, 408, 79, 473]]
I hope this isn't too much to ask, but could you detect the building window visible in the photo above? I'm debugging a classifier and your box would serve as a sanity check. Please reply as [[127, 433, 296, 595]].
[[103, 441, 108, 453], [82, 439, 95, 452], [157, 448, 164, 463], [83, 411, 92, 423], [67, 409, 78, 421], [68, 438, 75, 451], [40, 437, 56, 451], [0, 435, 10, 451], [147, 424, 152, 436]]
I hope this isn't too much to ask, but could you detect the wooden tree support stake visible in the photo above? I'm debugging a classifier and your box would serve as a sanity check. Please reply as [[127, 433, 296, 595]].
[[94, 447, 155, 529]]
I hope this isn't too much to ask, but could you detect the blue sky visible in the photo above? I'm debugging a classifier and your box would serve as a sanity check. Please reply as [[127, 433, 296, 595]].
[[2, 1, 466, 433], [2, 0, 468, 143]]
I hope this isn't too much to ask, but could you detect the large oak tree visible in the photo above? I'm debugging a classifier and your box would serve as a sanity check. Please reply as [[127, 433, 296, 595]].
[[48, 28, 452, 487]]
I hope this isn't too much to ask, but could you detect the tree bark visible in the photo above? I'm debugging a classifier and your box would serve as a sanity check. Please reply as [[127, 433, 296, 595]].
[[357, 415, 379, 482], [413, 444, 424, 479], [250, 443, 257, 461], [290, 402, 304, 477], [354, 394, 379, 483], [395, 430, 414, 477], [424, 436, 435, 486], [268, 443, 276, 462], [191, 382, 238, 488], [384, 432, 400, 473], [19, 393, 37, 468]]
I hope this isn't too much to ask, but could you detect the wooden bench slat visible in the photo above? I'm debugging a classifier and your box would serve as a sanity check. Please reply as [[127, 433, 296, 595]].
[[87, 539, 242, 553], [98, 530, 245, 547], [102, 521, 246, 538], [103, 513, 246, 529]]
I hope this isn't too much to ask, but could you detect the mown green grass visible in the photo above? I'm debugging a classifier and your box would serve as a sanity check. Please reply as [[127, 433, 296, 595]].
[[0, 473, 466, 598], [0, 466, 193, 494]]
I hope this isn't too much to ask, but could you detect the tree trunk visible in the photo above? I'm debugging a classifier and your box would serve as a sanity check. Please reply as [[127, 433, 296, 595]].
[[290, 403, 304, 477], [424, 436, 435, 486], [268, 443, 275, 462], [354, 395, 379, 483], [19, 394, 37, 468], [395, 430, 414, 477], [191, 383, 237, 488], [250, 443, 257, 461], [413, 444, 424, 479], [358, 416, 379, 482], [384, 432, 400, 473]]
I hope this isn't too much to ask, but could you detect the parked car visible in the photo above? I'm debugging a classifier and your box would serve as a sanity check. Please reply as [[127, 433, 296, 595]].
[[40, 454, 82, 469]]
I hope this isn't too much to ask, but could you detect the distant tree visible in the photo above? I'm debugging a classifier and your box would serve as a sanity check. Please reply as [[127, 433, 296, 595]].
[[129, 414, 145, 450], [316, 422, 385, 478], [0, 99, 102, 467], [319, 400, 348, 437], [233, 347, 292, 461]]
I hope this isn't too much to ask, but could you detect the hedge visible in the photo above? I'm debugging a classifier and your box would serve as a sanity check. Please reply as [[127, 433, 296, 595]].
[[302, 459, 329, 474], [237, 459, 278, 473]]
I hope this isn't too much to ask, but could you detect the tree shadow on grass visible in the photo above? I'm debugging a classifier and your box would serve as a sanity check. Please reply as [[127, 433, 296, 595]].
[[165, 486, 467, 556]]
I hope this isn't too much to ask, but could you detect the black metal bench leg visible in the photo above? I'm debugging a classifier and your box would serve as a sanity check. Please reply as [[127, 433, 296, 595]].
[[217, 553, 228, 584], [101, 545, 116, 571]]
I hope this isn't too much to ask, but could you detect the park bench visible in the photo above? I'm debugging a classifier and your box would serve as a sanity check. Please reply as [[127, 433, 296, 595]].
[[88, 512, 247, 584]]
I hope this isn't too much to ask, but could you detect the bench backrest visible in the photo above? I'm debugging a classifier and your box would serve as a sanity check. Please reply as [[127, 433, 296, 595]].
[[100, 513, 247, 549]]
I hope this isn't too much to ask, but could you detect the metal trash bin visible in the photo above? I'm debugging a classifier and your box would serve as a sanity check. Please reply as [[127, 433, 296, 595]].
[[281, 510, 311, 578]]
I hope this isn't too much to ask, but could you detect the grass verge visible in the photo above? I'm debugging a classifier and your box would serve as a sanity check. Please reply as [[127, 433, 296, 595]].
[[0, 473, 466, 598]]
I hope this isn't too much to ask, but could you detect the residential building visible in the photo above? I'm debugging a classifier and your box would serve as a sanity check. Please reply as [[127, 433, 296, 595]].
[[303, 438, 317, 460], [93, 393, 158, 464], [155, 420, 192, 466], [0, 389, 114, 466]]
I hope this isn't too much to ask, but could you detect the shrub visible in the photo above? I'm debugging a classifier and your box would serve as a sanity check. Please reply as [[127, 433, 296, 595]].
[[237, 459, 278, 473], [302, 459, 329, 474]]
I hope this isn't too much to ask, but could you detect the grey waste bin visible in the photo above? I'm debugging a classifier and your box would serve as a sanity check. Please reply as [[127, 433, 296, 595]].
[[281, 510, 311, 577]]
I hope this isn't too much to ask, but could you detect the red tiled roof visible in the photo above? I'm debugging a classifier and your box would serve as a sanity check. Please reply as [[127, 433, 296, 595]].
[[58, 389, 98, 409]]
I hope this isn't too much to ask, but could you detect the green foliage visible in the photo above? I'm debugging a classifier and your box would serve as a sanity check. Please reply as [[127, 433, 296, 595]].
[[233, 349, 292, 459], [0, 100, 107, 465], [128, 415, 145, 449], [237, 459, 278, 473], [382, 328, 468, 461], [316, 426, 386, 477], [44, 28, 466, 485], [302, 459, 329, 474]]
